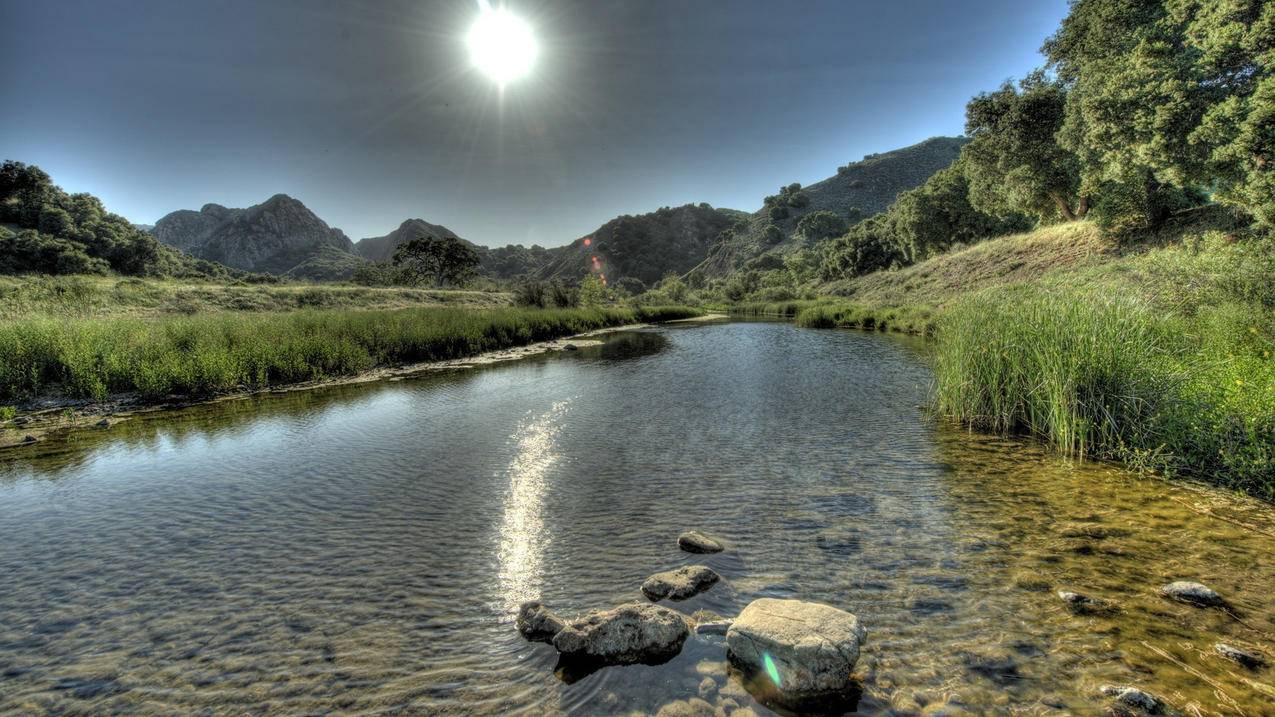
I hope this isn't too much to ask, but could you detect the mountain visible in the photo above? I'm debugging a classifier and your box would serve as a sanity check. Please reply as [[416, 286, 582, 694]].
[[688, 136, 968, 281], [354, 218, 463, 262], [536, 203, 750, 288], [152, 195, 359, 279]]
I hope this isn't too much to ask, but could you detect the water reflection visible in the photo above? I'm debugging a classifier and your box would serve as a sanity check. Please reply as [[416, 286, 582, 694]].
[[497, 400, 569, 614]]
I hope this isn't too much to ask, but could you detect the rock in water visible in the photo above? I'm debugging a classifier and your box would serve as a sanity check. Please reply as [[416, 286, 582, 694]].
[[1057, 590, 1109, 613], [678, 531, 724, 554], [552, 603, 690, 666], [642, 565, 720, 601], [1159, 580, 1223, 607], [1215, 643, 1266, 669], [726, 598, 866, 704], [1099, 685, 1161, 713], [516, 601, 566, 643]]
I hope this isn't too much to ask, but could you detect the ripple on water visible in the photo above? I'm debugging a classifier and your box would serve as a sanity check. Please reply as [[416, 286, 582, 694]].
[[1, 322, 1274, 715]]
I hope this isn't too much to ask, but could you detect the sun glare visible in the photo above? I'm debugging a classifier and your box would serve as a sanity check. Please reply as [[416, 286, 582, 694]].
[[467, 7, 538, 86]]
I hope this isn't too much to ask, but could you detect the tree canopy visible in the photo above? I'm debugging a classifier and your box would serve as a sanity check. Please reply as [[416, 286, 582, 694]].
[[391, 235, 481, 287]]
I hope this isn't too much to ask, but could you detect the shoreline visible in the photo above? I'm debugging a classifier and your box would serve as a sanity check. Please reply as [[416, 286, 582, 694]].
[[0, 313, 728, 450]]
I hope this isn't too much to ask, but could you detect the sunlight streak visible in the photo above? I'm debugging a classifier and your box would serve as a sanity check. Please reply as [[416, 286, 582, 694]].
[[496, 400, 569, 613]]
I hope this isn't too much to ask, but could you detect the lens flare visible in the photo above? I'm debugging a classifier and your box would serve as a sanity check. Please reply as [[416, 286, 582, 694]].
[[763, 652, 782, 687], [583, 238, 592, 247]]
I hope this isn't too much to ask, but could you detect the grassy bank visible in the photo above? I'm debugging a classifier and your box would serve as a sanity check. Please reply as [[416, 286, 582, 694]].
[[0, 305, 700, 404], [782, 209, 1274, 497], [0, 274, 511, 319]]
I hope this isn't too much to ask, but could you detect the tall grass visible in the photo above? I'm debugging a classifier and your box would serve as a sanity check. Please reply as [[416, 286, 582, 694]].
[[933, 286, 1274, 498], [793, 302, 935, 335], [0, 305, 700, 402]]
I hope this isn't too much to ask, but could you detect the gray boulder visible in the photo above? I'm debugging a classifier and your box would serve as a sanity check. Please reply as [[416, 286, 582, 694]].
[[552, 602, 690, 666], [726, 598, 866, 703], [678, 530, 724, 554], [642, 565, 720, 601], [1099, 685, 1161, 713], [1214, 643, 1265, 669], [1057, 590, 1110, 613], [1159, 581, 1223, 607], [516, 600, 566, 643]]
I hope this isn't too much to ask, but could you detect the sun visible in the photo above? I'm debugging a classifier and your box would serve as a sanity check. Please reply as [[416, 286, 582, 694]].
[[467, 7, 538, 86]]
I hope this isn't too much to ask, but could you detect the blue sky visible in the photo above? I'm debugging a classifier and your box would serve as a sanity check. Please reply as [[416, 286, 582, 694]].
[[0, 0, 1069, 246]]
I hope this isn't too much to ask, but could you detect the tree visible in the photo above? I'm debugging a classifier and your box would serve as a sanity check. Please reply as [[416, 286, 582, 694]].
[[795, 210, 847, 243], [1043, 0, 1272, 227], [578, 274, 608, 305], [391, 235, 480, 287], [962, 71, 1088, 222]]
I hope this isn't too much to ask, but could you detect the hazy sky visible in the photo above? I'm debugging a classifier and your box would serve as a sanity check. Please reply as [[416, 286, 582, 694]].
[[1, 0, 1068, 247]]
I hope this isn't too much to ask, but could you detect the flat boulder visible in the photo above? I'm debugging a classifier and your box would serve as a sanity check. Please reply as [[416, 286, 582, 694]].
[[552, 602, 690, 666], [1099, 685, 1161, 713], [1057, 590, 1110, 614], [642, 565, 720, 601], [1159, 580, 1223, 607], [678, 531, 724, 554], [1215, 643, 1265, 669], [726, 598, 866, 704], [516, 600, 566, 643]]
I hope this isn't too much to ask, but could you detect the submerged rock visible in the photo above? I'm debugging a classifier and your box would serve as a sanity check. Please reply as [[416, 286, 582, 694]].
[[1099, 685, 1161, 713], [1214, 642, 1265, 669], [21, 434, 37, 443], [95, 418, 111, 429], [689, 609, 732, 636], [562, 343, 579, 351], [653, 697, 716, 717], [642, 565, 720, 601], [1159, 580, 1223, 607], [726, 598, 866, 704], [678, 530, 724, 554], [1057, 590, 1110, 614], [516, 601, 566, 643], [552, 602, 690, 666]]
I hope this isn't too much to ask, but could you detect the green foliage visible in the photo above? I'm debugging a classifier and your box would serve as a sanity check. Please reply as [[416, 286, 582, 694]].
[[392, 235, 481, 288], [768, 205, 789, 221], [762, 224, 784, 244], [578, 275, 608, 305], [0, 406, 14, 422], [934, 284, 1274, 498], [818, 162, 1028, 279], [962, 71, 1087, 222], [0, 305, 701, 402], [1044, 0, 1274, 227], [351, 261, 406, 287], [795, 211, 847, 242], [0, 160, 224, 278]]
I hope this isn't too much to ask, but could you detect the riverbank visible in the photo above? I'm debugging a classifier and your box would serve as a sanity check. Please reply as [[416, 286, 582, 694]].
[[732, 210, 1275, 499], [0, 305, 704, 444]]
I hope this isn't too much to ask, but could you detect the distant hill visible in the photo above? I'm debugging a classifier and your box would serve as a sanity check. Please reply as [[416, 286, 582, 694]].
[[354, 218, 463, 262], [536, 203, 749, 287], [688, 136, 967, 281], [153, 195, 358, 279]]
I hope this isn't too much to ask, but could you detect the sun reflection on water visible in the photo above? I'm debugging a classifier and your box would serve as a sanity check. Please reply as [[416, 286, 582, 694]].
[[497, 400, 570, 615]]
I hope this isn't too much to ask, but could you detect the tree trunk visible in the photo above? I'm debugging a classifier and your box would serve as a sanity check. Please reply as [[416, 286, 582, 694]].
[[1049, 192, 1077, 221], [1075, 195, 1091, 219]]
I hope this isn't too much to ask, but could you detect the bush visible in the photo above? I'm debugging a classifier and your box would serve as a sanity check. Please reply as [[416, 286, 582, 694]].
[[514, 281, 548, 308]]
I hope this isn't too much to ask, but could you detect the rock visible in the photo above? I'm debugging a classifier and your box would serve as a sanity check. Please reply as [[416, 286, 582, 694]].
[[679, 531, 724, 554], [1057, 590, 1109, 613], [729, 708, 760, 717], [642, 565, 720, 601], [1100, 685, 1161, 713], [1159, 580, 1223, 607], [95, 418, 111, 429], [1215, 643, 1265, 669], [563, 343, 579, 351], [697, 676, 718, 699], [654, 697, 716, 717], [22, 434, 38, 443], [516, 600, 566, 643], [13, 416, 30, 426], [726, 598, 866, 703], [552, 602, 690, 666], [697, 620, 733, 636]]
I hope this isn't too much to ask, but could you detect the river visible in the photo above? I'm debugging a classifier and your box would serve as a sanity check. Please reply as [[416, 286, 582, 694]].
[[2, 321, 1272, 715]]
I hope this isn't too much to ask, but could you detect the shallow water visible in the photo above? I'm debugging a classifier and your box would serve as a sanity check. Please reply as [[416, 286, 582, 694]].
[[2, 321, 1273, 716]]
